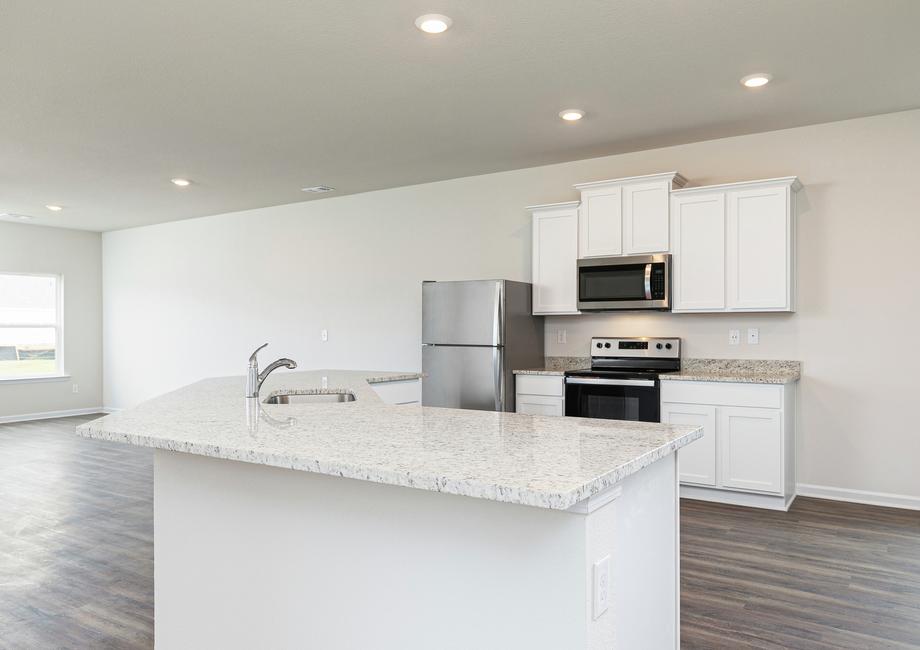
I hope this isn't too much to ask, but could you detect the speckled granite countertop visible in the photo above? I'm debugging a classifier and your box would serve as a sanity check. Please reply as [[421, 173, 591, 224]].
[[513, 356, 590, 376], [660, 359, 801, 384], [76, 369, 700, 510]]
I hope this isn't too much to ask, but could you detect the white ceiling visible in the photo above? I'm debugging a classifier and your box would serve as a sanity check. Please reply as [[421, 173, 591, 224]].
[[2, 0, 919, 232]]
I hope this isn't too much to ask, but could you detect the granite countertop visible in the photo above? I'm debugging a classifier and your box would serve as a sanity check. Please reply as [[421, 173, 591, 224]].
[[76, 369, 701, 511], [513, 356, 589, 376], [660, 359, 801, 384]]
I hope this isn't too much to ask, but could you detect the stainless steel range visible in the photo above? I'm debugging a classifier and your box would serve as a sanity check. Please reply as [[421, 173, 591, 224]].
[[565, 337, 681, 422]]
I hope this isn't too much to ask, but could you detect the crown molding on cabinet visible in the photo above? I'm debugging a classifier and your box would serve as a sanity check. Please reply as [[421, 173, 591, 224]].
[[671, 176, 802, 195], [525, 200, 581, 211], [573, 171, 688, 191]]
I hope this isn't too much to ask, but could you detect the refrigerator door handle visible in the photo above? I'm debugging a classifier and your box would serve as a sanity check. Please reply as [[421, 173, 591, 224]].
[[493, 347, 503, 411]]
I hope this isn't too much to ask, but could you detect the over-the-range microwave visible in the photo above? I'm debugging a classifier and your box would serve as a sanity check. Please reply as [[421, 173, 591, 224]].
[[577, 253, 670, 311]]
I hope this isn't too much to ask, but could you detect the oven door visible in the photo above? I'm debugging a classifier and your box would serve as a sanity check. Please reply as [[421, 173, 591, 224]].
[[564, 376, 660, 422], [577, 254, 669, 311]]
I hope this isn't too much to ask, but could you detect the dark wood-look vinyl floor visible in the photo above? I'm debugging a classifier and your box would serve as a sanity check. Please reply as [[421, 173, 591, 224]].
[[0, 414, 153, 649], [1, 416, 918, 649]]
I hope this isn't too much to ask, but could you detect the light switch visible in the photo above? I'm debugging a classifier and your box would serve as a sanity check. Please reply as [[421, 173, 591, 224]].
[[321, 329, 328, 342], [747, 328, 760, 345], [556, 329, 567, 344]]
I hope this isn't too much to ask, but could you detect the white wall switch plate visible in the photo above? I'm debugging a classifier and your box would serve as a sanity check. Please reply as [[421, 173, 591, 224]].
[[321, 376, 328, 389], [747, 328, 760, 345], [593, 555, 610, 619], [72, 384, 79, 394], [729, 329, 740, 345], [321, 329, 328, 342], [556, 328, 567, 344]]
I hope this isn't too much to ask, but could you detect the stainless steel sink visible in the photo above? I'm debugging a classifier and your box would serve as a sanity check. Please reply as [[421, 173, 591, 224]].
[[263, 391, 356, 405]]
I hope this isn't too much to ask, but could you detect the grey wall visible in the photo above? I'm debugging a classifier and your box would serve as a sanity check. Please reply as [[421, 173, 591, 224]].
[[103, 109, 920, 500], [0, 222, 103, 418]]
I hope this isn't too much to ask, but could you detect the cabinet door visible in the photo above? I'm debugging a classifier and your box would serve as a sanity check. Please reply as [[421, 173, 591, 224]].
[[532, 206, 579, 314], [670, 192, 726, 311], [661, 403, 717, 487], [719, 407, 783, 494], [726, 185, 790, 311], [578, 187, 622, 257], [623, 180, 670, 254], [516, 394, 564, 416]]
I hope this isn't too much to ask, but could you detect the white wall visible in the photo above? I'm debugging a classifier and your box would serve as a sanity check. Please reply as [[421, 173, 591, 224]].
[[0, 222, 102, 418], [104, 109, 920, 500]]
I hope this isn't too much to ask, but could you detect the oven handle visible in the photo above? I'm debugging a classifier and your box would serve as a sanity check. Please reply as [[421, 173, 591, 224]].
[[644, 263, 652, 300], [565, 377, 656, 387]]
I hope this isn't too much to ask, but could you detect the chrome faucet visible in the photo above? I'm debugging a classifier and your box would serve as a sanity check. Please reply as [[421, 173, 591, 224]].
[[245, 343, 297, 398]]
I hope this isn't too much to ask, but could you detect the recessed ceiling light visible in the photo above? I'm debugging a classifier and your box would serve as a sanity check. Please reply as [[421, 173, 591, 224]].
[[45, 204, 63, 211], [0, 213, 34, 221], [415, 14, 452, 34], [301, 185, 335, 194], [740, 73, 772, 88], [171, 178, 192, 187], [559, 109, 585, 122]]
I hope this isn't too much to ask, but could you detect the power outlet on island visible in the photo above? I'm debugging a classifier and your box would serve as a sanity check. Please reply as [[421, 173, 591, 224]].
[[728, 329, 740, 346], [593, 555, 610, 619]]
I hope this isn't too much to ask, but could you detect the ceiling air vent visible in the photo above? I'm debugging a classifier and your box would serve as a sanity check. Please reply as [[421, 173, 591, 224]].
[[301, 185, 335, 194]]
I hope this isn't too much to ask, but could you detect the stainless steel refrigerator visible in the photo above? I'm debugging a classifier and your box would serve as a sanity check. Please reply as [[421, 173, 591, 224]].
[[422, 280, 544, 411]]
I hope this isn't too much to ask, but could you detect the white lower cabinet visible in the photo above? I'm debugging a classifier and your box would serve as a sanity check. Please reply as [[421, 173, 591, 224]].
[[515, 374, 564, 416], [661, 380, 795, 511], [719, 407, 782, 493], [660, 403, 716, 487]]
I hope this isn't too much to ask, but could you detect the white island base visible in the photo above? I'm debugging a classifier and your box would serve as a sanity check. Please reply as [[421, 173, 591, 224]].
[[154, 449, 680, 650]]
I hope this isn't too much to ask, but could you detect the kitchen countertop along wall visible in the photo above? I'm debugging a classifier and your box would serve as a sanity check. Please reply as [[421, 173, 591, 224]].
[[515, 358, 801, 384]]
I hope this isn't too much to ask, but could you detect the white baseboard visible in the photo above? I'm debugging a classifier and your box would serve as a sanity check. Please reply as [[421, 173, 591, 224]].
[[797, 483, 920, 511], [681, 484, 793, 511], [102, 406, 123, 414], [0, 407, 106, 425]]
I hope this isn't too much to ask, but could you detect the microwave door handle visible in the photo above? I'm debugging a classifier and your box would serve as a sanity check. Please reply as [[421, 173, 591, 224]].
[[644, 263, 652, 300], [565, 377, 656, 387]]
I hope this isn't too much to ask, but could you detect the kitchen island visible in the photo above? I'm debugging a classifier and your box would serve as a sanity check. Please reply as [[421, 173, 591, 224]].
[[78, 370, 701, 650]]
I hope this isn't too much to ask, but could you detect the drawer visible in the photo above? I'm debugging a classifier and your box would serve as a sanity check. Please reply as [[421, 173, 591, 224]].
[[372, 379, 422, 405], [660, 380, 782, 409], [516, 394, 564, 417], [515, 374, 564, 397]]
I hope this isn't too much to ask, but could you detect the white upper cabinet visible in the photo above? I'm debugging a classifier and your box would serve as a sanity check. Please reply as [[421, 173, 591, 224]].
[[578, 185, 622, 257], [575, 172, 686, 258], [671, 177, 801, 313], [529, 201, 580, 315], [671, 191, 726, 311], [726, 184, 794, 311]]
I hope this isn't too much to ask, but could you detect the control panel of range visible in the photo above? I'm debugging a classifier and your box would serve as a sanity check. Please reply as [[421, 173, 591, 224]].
[[590, 337, 681, 359]]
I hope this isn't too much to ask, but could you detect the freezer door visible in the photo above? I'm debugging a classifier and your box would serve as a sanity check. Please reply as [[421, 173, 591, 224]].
[[422, 345, 503, 411], [422, 280, 503, 346]]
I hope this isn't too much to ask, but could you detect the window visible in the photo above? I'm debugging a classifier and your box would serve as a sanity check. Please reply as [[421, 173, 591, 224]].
[[0, 273, 63, 379]]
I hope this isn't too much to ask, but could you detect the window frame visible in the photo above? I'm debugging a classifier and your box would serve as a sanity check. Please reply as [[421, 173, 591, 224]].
[[0, 271, 66, 382]]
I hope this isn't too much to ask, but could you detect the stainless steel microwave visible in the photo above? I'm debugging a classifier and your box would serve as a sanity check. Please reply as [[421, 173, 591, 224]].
[[577, 254, 670, 311]]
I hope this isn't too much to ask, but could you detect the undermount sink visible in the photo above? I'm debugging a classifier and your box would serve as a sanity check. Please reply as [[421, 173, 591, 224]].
[[264, 391, 356, 405]]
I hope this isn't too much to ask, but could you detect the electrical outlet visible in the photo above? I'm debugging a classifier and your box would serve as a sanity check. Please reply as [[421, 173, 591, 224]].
[[729, 329, 740, 345], [72, 384, 79, 394], [747, 328, 760, 345], [321, 376, 328, 389], [321, 329, 328, 342], [556, 328, 567, 344], [593, 555, 611, 619]]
